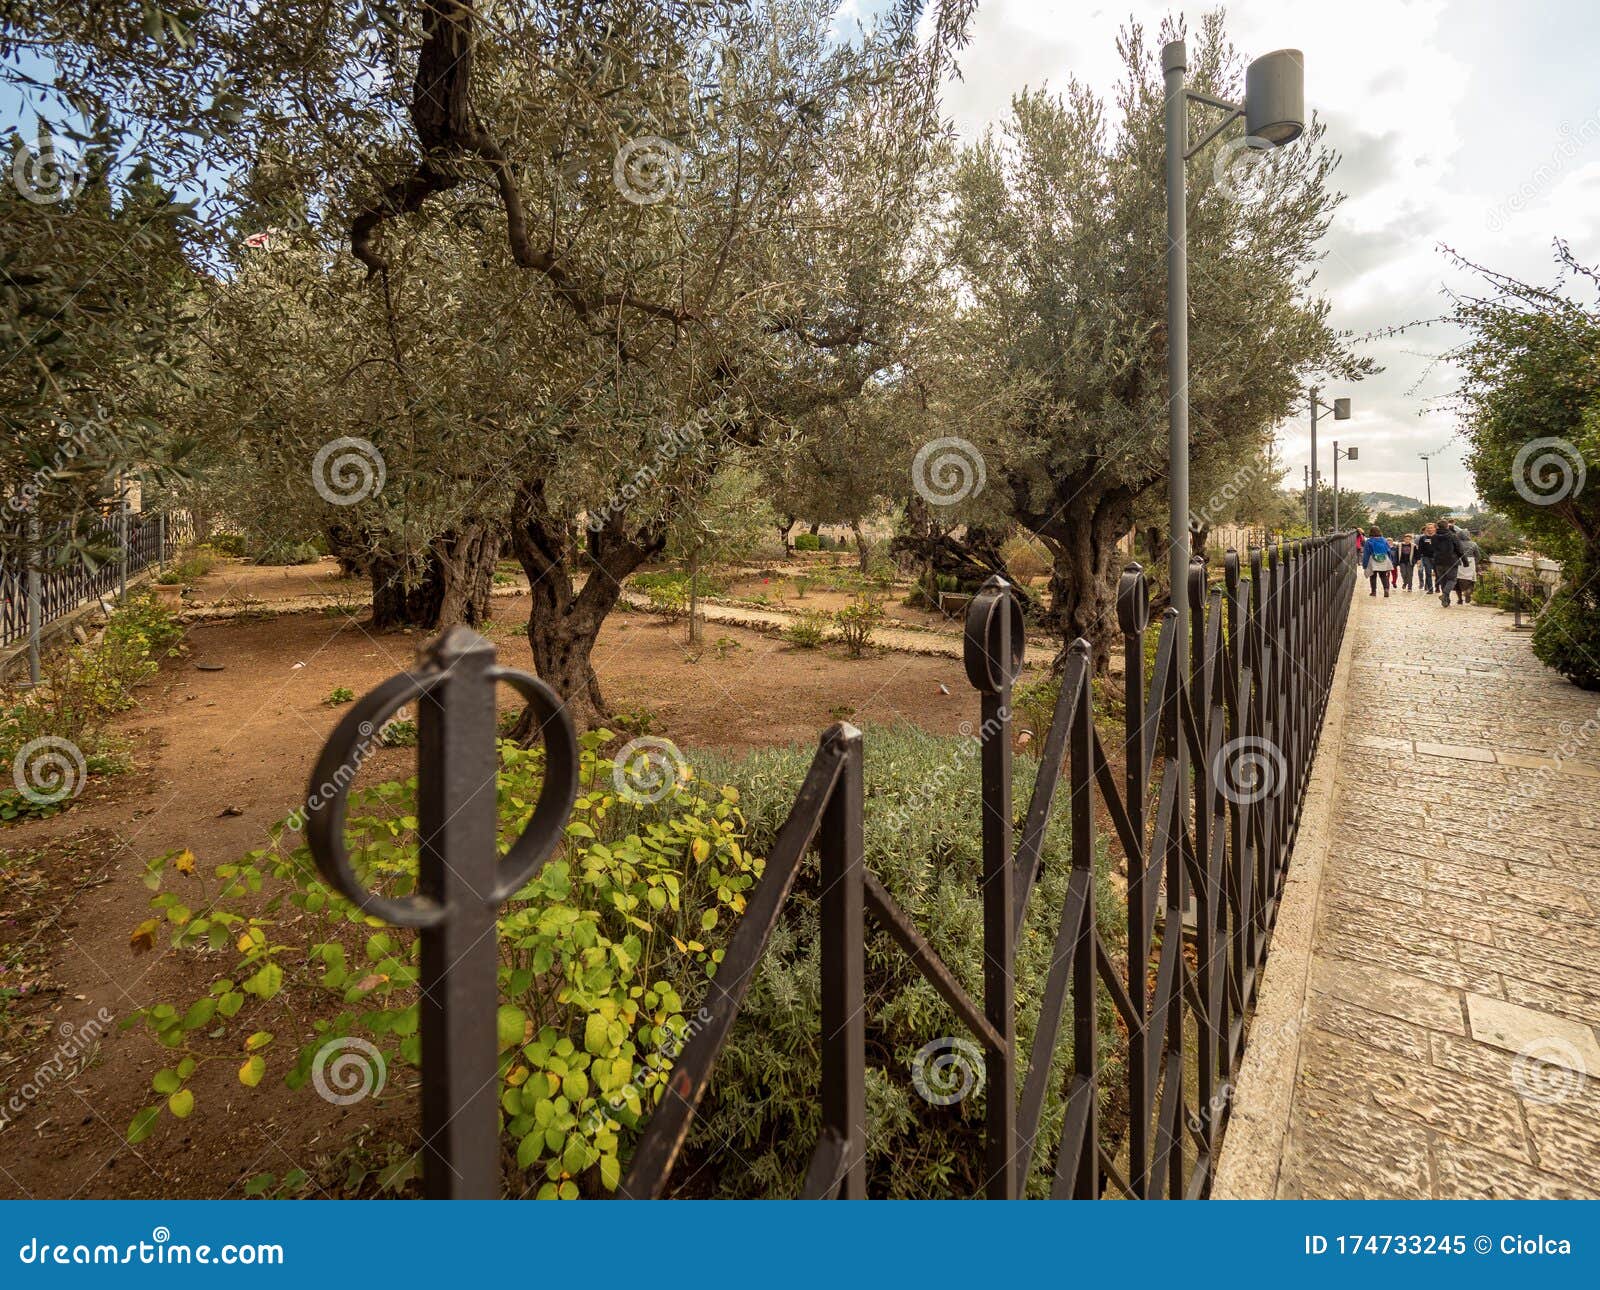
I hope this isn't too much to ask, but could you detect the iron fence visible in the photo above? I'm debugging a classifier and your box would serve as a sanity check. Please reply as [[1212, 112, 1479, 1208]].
[[305, 533, 1358, 1199], [0, 511, 193, 650]]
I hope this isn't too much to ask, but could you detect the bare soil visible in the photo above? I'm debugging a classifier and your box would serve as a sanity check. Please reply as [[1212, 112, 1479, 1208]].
[[0, 595, 984, 1199]]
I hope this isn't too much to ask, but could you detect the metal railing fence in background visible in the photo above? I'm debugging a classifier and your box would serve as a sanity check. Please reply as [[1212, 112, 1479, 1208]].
[[1, 510, 193, 657], [306, 533, 1358, 1199]]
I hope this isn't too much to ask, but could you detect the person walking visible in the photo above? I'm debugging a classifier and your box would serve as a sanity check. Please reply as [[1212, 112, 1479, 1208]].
[[1362, 526, 1394, 597], [1456, 531, 1481, 604], [1434, 520, 1468, 607], [1417, 523, 1437, 593], [1396, 533, 1417, 591]]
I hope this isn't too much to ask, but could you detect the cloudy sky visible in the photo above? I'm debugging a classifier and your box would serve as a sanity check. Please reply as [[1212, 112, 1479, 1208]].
[[907, 0, 1600, 507]]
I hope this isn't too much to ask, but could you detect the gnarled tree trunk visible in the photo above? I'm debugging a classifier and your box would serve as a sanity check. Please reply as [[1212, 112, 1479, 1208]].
[[366, 525, 501, 630], [1033, 486, 1135, 674], [509, 479, 663, 734]]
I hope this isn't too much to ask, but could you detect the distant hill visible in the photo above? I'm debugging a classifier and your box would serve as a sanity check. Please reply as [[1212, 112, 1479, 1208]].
[[1363, 492, 1427, 513]]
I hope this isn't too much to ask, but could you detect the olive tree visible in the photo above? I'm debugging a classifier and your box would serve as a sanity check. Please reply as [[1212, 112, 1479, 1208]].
[[942, 14, 1370, 665]]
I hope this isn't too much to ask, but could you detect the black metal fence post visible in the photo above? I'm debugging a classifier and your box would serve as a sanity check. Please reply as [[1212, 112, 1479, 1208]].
[[964, 579, 1024, 1198], [817, 724, 867, 1200], [305, 625, 578, 1198]]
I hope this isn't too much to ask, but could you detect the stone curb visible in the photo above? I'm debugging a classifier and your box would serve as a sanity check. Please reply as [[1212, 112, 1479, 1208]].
[[1212, 589, 1360, 1198]]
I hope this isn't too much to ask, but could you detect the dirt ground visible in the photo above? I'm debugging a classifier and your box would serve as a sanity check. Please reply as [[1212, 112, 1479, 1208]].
[[0, 587, 991, 1199]]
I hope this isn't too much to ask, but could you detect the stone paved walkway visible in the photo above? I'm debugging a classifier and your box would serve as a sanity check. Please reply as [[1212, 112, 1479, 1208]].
[[1277, 581, 1600, 1199]]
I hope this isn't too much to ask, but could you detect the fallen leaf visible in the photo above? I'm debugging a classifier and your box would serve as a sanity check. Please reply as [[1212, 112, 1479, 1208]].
[[129, 919, 159, 954]]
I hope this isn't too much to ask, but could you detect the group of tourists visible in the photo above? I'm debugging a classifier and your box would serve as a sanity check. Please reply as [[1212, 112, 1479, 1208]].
[[1355, 520, 1481, 607]]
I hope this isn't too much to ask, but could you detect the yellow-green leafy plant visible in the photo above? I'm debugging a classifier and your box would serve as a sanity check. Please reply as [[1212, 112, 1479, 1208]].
[[124, 731, 759, 1198]]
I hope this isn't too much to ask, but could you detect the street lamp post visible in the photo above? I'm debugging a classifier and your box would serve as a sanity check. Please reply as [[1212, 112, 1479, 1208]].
[[1307, 388, 1351, 535], [1333, 442, 1358, 530], [1164, 41, 1305, 648], [1420, 452, 1434, 507]]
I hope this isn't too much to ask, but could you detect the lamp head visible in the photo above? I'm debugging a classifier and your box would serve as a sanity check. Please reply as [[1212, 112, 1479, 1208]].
[[1333, 397, 1351, 420], [1245, 49, 1305, 146], [1346, 446, 1359, 461]]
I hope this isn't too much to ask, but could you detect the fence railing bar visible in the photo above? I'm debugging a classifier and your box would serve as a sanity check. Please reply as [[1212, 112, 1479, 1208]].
[[1013, 866, 1092, 1168], [618, 727, 853, 1198], [1010, 650, 1089, 935], [863, 873, 1003, 1052]]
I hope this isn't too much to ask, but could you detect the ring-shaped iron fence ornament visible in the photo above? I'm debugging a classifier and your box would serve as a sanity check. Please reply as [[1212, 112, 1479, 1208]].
[[304, 625, 577, 1198]]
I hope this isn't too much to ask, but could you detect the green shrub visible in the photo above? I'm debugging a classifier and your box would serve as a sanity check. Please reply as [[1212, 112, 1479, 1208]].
[[632, 569, 729, 598], [207, 533, 249, 557], [793, 533, 821, 552], [682, 724, 1120, 1198], [324, 687, 356, 706], [0, 594, 179, 820], [124, 731, 760, 1198], [1533, 568, 1600, 689], [252, 538, 321, 566], [833, 596, 884, 657], [1012, 675, 1060, 736], [170, 545, 219, 581], [865, 554, 898, 588], [783, 611, 828, 650], [377, 717, 418, 747]]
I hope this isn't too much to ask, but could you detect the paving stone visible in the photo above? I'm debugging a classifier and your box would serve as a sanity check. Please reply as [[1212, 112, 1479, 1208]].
[[1466, 994, 1600, 1071], [1432, 1136, 1597, 1199], [1414, 741, 1497, 763], [1307, 956, 1465, 1033]]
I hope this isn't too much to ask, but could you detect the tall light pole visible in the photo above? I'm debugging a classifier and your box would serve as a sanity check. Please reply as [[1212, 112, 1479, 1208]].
[[1164, 41, 1305, 648], [1307, 388, 1351, 535], [1333, 442, 1358, 531], [1420, 452, 1433, 507]]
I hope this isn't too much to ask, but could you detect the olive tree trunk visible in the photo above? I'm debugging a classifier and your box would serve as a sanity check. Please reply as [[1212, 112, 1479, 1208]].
[[509, 480, 663, 735]]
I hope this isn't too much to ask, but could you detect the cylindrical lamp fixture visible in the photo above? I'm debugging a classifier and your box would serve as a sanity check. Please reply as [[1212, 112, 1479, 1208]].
[[1245, 49, 1305, 145]]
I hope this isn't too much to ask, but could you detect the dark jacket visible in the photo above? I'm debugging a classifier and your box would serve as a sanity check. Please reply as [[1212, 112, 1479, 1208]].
[[1433, 527, 1469, 576], [1416, 534, 1435, 560]]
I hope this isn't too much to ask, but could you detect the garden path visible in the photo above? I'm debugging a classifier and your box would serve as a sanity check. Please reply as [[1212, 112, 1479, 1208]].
[[1273, 582, 1600, 1198]]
